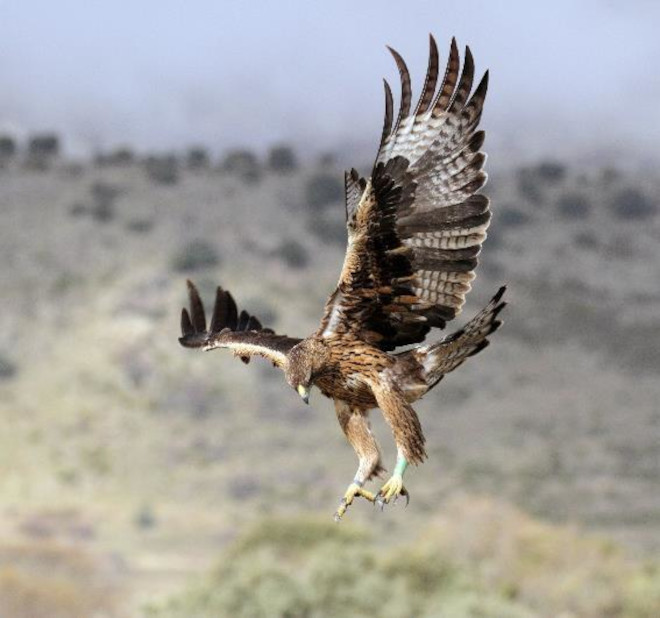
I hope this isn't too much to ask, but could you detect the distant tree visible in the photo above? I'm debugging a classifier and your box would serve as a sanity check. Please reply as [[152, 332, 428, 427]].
[[187, 146, 210, 170], [534, 160, 567, 183], [95, 147, 135, 167], [172, 239, 221, 272], [25, 133, 61, 170], [221, 149, 261, 184], [557, 192, 591, 220], [0, 135, 17, 158], [610, 188, 656, 220], [0, 353, 17, 380], [145, 155, 180, 185], [267, 145, 298, 174], [89, 182, 120, 223], [28, 133, 60, 158], [306, 172, 343, 210], [516, 168, 544, 204], [499, 207, 530, 227], [273, 239, 309, 269]]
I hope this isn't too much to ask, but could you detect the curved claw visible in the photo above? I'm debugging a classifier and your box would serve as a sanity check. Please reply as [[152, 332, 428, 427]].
[[375, 475, 409, 508], [393, 487, 410, 507], [333, 484, 376, 521]]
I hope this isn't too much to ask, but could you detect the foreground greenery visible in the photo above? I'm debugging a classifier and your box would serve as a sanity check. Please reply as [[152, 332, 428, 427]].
[[146, 497, 660, 618]]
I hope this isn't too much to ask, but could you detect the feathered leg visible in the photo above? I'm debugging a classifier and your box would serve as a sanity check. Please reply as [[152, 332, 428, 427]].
[[370, 374, 427, 507], [333, 400, 384, 521]]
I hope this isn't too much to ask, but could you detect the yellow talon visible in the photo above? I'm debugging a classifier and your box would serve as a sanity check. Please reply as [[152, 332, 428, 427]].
[[376, 475, 409, 506], [333, 483, 376, 521]]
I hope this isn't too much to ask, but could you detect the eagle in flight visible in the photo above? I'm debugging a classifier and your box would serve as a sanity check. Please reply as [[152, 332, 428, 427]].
[[180, 35, 506, 521]]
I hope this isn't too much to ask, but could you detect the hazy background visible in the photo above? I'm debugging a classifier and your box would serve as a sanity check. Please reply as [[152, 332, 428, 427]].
[[1, 0, 660, 163], [1, 2, 659, 617]]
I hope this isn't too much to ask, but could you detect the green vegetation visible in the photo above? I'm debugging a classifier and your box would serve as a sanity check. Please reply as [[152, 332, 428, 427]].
[[146, 501, 660, 618], [172, 239, 222, 272], [305, 172, 343, 210]]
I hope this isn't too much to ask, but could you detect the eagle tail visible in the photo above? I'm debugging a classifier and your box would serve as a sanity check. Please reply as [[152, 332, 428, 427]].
[[419, 286, 506, 390]]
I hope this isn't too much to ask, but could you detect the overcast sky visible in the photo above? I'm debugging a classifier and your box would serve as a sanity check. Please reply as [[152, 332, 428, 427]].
[[1, 0, 659, 164]]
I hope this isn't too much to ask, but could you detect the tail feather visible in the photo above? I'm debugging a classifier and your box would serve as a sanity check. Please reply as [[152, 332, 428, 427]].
[[421, 285, 506, 387]]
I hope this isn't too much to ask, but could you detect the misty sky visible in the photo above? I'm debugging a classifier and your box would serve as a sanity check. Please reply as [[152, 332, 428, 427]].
[[1, 0, 659, 164]]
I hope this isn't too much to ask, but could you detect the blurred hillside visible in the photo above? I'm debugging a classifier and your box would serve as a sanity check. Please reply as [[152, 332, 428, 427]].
[[0, 141, 658, 615]]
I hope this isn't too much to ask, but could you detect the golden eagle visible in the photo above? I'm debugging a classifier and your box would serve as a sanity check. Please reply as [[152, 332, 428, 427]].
[[180, 35, 506, 520]]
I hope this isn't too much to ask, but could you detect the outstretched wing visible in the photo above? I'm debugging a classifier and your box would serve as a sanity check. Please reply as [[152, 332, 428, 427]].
[[180, 280, 301, 368], [319, 36, 490, 351]]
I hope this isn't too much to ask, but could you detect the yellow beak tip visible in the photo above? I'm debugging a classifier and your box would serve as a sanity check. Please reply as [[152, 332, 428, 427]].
[[297, 385, 310, 404]]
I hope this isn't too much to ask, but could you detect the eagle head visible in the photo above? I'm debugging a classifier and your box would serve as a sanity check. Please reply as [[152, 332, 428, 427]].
[[285, 338, 329, 405]]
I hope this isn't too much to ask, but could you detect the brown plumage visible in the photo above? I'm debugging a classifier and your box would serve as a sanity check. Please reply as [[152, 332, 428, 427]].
[[179, 35, 506, 519]]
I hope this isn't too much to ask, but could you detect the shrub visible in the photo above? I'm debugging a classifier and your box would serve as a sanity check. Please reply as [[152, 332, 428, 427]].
[[145, 155, 179, 185], [557, 192, 591, 220], [267, 145, 298, 174], [516, 168, 544, 204], [222, 150, 261, 184], [145, 517, 533, 618], [0, 135, 17, 158], [126, 218, 155, 234], [187, 147, 210, 170], [0, 353, 17, 380], [28, 133, 60, 158], [172, 239, 221, 272], [574, 230, 599, 250], [610, 188, 656, 220], [95, 147, 135, 167], [534, 160, 567, 183], [134, 504, 157, 530], [307, 211, 347, 245], [306, 172, 343, 210], [499, 207, 530, 227], [273, 239, 309, 269], [90, 182, 120, 223]]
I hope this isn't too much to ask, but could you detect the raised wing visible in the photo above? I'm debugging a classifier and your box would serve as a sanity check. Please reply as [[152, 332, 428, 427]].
[[180, 280, 301, 368], [320, 36, 490, 351]]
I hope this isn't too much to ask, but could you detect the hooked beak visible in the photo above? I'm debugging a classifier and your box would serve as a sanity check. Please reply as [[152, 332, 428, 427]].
[[297, 384, 310, 405]]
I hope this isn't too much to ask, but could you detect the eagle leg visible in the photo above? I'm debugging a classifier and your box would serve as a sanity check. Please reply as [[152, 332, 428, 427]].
[[334, 482, 377, 522], [333, 400, 385, 521], [376, 451, 410, 508]]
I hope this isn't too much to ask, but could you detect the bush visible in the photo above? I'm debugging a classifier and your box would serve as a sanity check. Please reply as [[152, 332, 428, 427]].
[[222, 150, 261, 184], [610, 188, 656, 220], [307, 211, 347, 246], [534, 160, 567, 183], [0, 353, 17, 380], [557, 192, 591, 219], [145, 517, 533, 618], [134, 504, 157, 530], [516, 168, 544, 204], [125, 218, 155, 234], [28, 133, 60, 158], [273, 239, 309, 269], [187, 146, 210, 170], [172, 240, 221, 272], [499, 207, 530, 227], [267, 145, 298, 174], [90, 182, 120, 223], [0, 135, 17, 158], [306, 173, 343, 210], [95, 147, 135, 167], [145, 155, 179, 185]]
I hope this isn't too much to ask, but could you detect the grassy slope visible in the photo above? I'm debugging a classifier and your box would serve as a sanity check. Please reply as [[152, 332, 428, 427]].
[[0, 159, 658, 614]]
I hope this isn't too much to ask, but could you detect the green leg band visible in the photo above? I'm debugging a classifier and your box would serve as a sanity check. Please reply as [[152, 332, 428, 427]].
[[394, 456, 408, 477]]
